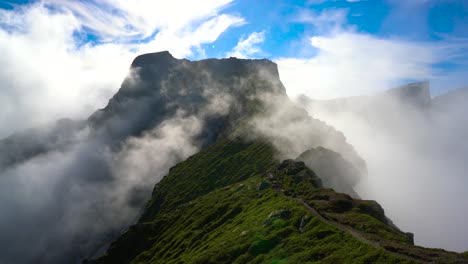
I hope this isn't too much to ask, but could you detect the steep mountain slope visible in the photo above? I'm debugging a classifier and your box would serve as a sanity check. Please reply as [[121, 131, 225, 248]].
[[0, 52, 367, 263], [2, 52, 465, 263], [90, 136, 467, 263]]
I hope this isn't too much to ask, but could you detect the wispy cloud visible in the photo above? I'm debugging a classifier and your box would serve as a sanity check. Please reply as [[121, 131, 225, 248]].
[[44, 0, 237, 42], [227, 31, 265, 58], [294, 8, 348, 33]]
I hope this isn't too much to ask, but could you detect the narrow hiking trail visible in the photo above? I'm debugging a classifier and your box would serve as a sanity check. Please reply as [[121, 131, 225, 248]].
[[294, 197, 421, 262], [297, 198, 381, 248], [268, 185, 422, 262]]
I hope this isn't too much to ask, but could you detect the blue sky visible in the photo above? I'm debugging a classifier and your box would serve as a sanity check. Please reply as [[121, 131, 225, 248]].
[[207, 0, 468, 66], [3, 0, 466, 59], [0, 0, 467, 134], [0, 1, 466, 36]]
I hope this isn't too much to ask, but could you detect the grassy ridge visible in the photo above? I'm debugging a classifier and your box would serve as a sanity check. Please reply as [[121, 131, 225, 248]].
[[139, 137, 276, 222], [131, 176, 414, 264], [92, 137, 468, 264]]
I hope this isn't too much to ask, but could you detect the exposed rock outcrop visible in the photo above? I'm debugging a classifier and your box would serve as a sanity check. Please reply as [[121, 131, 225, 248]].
[[297, 147, 361, 198]]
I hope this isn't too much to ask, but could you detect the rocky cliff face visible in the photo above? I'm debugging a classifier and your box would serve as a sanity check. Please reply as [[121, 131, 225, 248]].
[[88, 51, 285, 145]]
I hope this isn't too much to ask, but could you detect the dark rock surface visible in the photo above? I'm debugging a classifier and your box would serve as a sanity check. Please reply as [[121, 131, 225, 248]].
[[88, 51, 286, 146], [297, 147, 361, 198]]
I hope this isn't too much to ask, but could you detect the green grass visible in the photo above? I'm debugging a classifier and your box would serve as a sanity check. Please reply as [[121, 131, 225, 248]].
[[93, 137, 468, 264], [130, 176, 415, 264], [139, 137, 276, 222]]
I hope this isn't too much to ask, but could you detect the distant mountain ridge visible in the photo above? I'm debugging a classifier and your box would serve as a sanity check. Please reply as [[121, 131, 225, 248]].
[[298, 81, 432, 116]]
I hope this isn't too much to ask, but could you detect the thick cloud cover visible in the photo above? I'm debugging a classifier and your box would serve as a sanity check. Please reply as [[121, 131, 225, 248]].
[[275, 8, 468, 252], [277, 32, 466, 100], [248, 93, 365, 175], [0, 113, 203, 263], [298, 85, 468, 252]]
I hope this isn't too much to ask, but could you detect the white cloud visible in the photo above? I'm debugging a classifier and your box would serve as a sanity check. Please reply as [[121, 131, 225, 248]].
[[45, 0, 236, 42], [0, 5, 130, 137], [140, 14, 245, 58], [294, 8, 348, 33], [278, 7, 468, 252], [227, 31, 265, 58], [277, 32, 453, 100], [0, 1, 243, 137]]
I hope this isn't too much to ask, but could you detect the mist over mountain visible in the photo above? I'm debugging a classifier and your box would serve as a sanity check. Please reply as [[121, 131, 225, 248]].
[[298, 81, 468, 252], [1, 1, 467, 263], [84, 65, 467, 263], [0, 52, 368, 264]]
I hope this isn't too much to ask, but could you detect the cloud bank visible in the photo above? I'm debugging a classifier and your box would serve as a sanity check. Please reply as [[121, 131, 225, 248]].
[[300, 87, 468, 252], [0, 112, 203, 263]]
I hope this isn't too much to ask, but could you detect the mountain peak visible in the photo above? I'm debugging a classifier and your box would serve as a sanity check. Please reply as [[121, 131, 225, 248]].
[[89, 52, 286, 143], [130, 51, 176, 68]]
